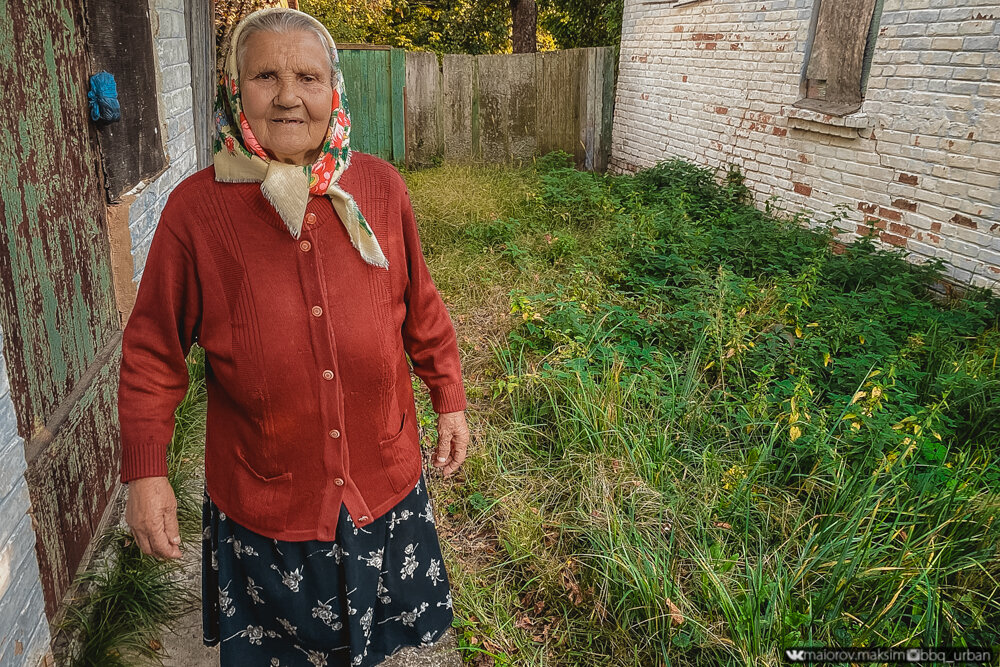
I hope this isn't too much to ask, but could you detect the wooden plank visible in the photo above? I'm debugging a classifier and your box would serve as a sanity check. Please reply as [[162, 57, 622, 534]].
[[365, 52, 376, 158], [599, 46, 617, 173], [341, 48, 395, 160], [337, 43, 392, 50], [581, 48, 598, 171], [185, 0, 215, 169], [85, 0, 167, 199], [24, 343, 121, 618], [591, 47, 603, 172], [806, 0, 878, 105], [359, 51, 376, 156], [390, 48, 407, 165], [0, 0, 120, 448], [536, 49, 584, 162], [861, 0, 886, 91], [508, 53, 537, 164], [560, 49, 579, 160], [478, 53, 537, 165], [373, 50, 392, 160], [340, 50, 368, 155], [0, 0, 123, 620], [478, 54, 510, 164], [471, 56, 481, 162], [442, 54, 475, 163], [572, 49, 588, 168], [404, 51, 442, 167], [535, 51, 555, 157]]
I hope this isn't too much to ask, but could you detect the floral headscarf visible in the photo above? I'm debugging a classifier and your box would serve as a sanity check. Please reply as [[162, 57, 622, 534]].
[[213, 7, 388, 270]]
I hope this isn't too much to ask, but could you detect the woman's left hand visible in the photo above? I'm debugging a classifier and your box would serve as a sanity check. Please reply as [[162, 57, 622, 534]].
[[433, 411, 469, 478]]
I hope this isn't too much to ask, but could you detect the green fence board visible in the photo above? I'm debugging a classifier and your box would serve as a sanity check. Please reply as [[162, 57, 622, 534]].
[[390, 48, 406, 163], [339, 47, 405, 165]]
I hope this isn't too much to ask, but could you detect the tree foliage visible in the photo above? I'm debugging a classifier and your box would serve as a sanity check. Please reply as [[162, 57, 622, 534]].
[[299, 0, 621, 54], [537, 0, 624, 50], [301, 0, 512, 54], [215, 0, 284, 53]]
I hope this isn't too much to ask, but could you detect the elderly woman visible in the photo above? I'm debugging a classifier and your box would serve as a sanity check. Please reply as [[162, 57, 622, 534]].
[[118, 8, 470, 666]]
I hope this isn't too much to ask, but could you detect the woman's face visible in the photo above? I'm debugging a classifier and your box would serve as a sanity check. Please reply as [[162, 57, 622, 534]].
[[239, 30, 333, 165]]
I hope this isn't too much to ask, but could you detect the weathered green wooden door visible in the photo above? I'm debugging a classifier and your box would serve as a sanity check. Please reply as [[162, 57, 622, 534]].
[[0, 0, 122, 618], [338, 46, 406, 165]]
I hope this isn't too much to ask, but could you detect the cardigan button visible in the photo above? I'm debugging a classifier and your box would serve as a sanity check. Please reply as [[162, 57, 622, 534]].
[[311, 305, 323, 317], [334, 477, 344, 486], [305, 212, 317, 225], [329, 429, 340, 438], [299, 240, 312, 252], [322, 370, 335, 380]]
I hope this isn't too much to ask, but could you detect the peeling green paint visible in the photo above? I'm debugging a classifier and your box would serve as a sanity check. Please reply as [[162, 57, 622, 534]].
[[2, 0, 125, 619], [0, 163, 23, 228], [31, 235, 68, 388], [59, 7, 73, 45], [18, 118, 33, 156], [0, 0, 12, 65], [73, 274, 95, 372], [44, 38, 62, 135], [0, 163, 34, 385], [1, 2, 120, 432]]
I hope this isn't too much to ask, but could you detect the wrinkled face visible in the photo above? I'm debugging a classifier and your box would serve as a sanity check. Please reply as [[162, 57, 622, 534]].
[[239, 30, 334, 165]]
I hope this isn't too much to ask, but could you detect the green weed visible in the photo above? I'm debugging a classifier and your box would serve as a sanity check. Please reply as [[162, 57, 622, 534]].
[[407, 152, 1000, 666]]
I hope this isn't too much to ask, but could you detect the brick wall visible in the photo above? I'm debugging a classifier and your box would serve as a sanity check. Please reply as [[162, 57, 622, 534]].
[[609, 0, 1000, 290], [127, 0, 200, 280], [0, 325, 51, 666]]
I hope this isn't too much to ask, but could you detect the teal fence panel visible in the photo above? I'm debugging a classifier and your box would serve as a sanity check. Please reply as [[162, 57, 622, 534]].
[[338, 45, 406, 165]]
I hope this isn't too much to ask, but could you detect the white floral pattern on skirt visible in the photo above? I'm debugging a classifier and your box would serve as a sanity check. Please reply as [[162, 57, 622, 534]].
[[202, 472, 454, 666]]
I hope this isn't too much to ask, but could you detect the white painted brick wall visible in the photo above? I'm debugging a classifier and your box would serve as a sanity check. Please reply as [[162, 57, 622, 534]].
[[0, 325, 50, 667], [129, 0, 200, 281], [610, 0, 1000, 290]]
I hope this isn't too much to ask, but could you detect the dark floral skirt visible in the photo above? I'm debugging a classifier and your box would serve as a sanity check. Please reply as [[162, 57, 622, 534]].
[[202, 471, 454, 667]]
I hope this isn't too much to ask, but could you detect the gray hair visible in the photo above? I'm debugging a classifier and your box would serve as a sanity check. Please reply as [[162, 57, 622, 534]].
[[235, 10, 337, 86]]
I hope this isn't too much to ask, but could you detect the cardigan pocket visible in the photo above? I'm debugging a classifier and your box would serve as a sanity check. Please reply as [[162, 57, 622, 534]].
[[378, 408, 420, 494], [232, 447, 293, 533]]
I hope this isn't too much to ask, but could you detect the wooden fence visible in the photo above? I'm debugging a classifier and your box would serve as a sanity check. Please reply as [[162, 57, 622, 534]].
[[338, 46, 617, 172], [338, 45, 407, 164], [405, 47, 616, 171]]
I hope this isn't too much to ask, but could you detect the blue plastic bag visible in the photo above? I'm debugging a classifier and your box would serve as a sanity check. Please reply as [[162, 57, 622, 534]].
[[88, 71, 121, 122]]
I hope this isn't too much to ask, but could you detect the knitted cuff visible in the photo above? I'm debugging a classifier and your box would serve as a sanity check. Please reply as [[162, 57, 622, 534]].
[[430, 382, 468, 414], [120, 443, 169, 484]]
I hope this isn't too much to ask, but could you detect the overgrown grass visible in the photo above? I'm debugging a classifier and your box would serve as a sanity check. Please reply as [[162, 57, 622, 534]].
[[405, 153, 1000, 666], [58, 347, 207, 666]]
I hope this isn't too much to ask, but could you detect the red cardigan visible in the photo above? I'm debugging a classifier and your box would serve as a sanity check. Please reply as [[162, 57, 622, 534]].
[[118, 152, 467, 541]]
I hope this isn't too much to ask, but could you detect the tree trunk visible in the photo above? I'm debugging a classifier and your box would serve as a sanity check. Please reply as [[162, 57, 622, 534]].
[[510, 0, 537, 53]]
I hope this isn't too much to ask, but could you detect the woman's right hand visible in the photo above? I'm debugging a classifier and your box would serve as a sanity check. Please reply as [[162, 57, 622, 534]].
[[124, 476, 182, 560]]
